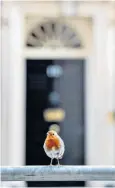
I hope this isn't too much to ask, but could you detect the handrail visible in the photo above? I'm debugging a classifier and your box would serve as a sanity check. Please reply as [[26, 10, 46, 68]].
[[1, 165, 115, 181]]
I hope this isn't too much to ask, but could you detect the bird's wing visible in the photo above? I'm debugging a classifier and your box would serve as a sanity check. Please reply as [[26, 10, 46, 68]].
[[43, 141, 49, 154], [43, 141, 52, 158], [59, 137, 65, 159]]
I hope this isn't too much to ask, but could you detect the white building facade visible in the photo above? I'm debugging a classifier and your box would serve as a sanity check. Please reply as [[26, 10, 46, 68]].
[[1, 1, 115, 187]]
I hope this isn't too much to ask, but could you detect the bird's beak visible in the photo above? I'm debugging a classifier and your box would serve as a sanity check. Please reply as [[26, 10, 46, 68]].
[[47, 132, 52, 136], [46, 132, 51, 136]]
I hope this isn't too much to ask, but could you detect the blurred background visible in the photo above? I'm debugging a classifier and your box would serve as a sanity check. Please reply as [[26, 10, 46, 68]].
[[1, 0, 115, 187]]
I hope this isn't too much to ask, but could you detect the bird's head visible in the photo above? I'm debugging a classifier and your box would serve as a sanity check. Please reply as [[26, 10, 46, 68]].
[[46, 130, 58, 139]]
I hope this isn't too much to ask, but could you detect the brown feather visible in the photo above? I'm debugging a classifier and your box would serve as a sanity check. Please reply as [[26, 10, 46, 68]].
[[45, 135, 60, 150]]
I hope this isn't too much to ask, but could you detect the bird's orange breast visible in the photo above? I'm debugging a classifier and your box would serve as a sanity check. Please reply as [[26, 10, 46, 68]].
[[45, 137, 60, 150]]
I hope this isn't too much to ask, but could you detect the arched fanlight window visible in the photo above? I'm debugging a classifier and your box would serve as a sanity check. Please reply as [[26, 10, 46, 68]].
[[26, 20, 83, 48]]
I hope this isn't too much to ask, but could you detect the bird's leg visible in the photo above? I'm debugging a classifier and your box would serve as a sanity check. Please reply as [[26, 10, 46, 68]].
[[57, 158, 60, 166], [50, 158, 53, 166]]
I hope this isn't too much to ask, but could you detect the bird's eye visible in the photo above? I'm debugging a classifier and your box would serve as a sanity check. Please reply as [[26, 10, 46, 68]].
[[52, 133, 54, 135]]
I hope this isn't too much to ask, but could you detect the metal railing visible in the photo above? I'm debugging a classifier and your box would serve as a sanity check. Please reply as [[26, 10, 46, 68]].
[[1, 166, 115, 181]]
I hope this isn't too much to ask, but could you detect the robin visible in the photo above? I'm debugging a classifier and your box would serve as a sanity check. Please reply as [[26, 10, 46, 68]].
[[43, 130, 65, 166]]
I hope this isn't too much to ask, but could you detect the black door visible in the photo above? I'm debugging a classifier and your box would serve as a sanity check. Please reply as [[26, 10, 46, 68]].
[[26, 59, 85, 187]]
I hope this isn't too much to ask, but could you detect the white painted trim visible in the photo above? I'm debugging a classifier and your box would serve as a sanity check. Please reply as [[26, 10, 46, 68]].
[[24, 48, 89, 59], [107, 25, 115, 111], [8, 4, 26, 167]]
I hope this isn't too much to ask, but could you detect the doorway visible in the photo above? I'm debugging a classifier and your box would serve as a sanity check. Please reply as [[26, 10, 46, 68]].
[[26, 59, 85, 187]]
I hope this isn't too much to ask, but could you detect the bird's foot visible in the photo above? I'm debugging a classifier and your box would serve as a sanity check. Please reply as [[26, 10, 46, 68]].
[[57, 163, 62, 167]]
